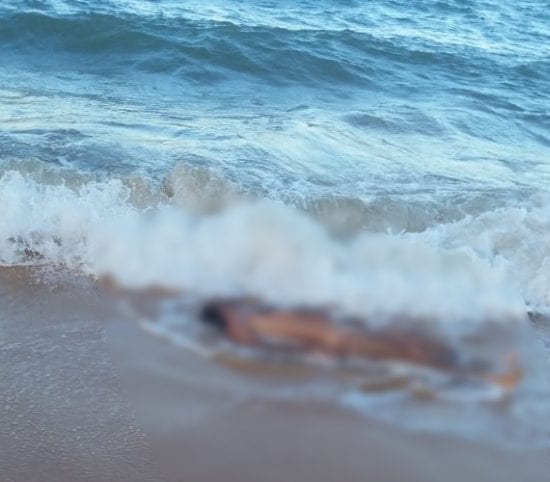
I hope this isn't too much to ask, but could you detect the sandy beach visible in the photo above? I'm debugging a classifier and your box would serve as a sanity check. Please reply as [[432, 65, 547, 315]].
[[1, 268, 547, 482]]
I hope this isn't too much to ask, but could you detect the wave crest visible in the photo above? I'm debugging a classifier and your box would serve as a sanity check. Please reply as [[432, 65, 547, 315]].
[[0, 169, 536, 324]]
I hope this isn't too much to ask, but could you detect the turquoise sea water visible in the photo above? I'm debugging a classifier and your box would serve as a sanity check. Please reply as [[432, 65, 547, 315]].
[[1, 0, 549, 198]]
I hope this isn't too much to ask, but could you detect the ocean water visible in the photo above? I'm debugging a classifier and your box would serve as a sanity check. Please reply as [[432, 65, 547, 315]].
[[1, 0, 549, 446]]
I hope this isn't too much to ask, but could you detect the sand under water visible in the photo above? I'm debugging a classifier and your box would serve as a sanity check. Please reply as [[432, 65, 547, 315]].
[[1, 267, 548, 482]]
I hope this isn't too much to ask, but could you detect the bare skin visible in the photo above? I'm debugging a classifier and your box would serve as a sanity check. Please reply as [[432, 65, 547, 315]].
[[201, 299, 522, 391]]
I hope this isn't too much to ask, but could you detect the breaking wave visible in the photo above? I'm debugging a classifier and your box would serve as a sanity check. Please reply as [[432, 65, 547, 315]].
[[2, 165, 548, 325]]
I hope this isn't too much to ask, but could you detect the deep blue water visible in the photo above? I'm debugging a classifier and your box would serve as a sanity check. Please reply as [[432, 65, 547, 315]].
[[1, 0, 548, 204]]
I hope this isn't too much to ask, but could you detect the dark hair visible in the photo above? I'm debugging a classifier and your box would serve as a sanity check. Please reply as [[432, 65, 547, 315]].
[[200, 302, 228, 331]]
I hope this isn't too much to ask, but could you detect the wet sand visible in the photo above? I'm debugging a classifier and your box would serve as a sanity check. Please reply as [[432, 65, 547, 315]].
[[0, 269, 163, 482], [1, 268, 548, 482]]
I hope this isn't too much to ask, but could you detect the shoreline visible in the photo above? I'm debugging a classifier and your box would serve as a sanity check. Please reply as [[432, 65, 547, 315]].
[[108, 319, 549, 482], [0, 268, 548, 481]]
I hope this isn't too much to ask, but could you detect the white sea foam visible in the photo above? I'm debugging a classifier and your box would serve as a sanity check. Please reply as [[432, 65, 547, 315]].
[[1, 170, 545, 323]]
